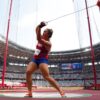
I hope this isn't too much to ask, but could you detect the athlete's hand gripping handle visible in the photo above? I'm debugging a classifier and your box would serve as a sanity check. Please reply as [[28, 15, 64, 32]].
[[39, 21, 47, 28]]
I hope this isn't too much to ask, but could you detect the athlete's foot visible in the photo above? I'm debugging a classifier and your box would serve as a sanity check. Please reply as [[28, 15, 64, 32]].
[[60, 91, 66, 98]]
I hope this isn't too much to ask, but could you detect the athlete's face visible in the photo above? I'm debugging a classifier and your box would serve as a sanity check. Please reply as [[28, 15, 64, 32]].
[[42, 29, 49, 39]]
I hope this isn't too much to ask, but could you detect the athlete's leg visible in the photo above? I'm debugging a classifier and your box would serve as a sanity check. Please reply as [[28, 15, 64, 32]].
[[39, 63, 65, 96], [26, 61, 38, 96]]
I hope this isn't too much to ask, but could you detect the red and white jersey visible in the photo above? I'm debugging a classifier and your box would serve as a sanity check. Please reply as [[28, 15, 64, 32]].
[[34, 43, 50, 59]]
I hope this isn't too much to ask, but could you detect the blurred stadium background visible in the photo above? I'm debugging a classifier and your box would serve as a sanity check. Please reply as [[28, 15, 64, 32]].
[[0, 34, 100, 90]]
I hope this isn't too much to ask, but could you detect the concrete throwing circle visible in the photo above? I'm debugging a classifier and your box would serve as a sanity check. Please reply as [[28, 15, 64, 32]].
[[0, 92, 92, 98]]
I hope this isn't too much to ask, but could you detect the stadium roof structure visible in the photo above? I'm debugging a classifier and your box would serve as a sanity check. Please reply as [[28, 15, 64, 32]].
[[0, 34, 100, 65], [0, 34, 33, 65]]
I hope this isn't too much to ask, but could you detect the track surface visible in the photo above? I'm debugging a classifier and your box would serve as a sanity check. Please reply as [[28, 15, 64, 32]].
[[0, 88, 100, 100]]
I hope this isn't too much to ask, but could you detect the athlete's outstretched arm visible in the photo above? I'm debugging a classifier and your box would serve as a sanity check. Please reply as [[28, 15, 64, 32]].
[[35, 22, 51, 49]]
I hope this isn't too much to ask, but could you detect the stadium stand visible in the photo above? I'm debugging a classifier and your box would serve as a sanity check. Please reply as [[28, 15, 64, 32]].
[[0, 35, 100, 89]]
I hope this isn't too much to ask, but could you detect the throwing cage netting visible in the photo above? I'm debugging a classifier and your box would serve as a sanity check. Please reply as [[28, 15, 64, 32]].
[[0, 0, 100, 90]]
